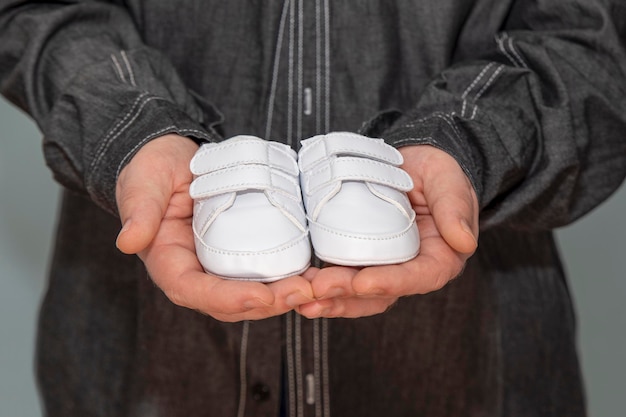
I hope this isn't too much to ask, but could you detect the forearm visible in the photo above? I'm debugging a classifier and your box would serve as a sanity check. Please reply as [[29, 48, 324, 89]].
[[0, 1, 221, 214], [382, 0, 626, 231]]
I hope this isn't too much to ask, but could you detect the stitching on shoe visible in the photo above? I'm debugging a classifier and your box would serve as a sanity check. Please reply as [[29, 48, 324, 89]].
[[299, 135, 401, 168], [191, 139, 297, 174], [215, 264, 311, 282], [195, 192, 237, 237], [266, 192, 307, 231], [366, 182, 413, 219], [304, 158, 411, 191], [194, 231, 310, 255], [316, 252, 418, 266], [192, 172, 300, 199], [308, 218, 417, 241]]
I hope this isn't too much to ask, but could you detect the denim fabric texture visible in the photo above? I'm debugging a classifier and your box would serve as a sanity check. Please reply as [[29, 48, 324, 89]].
[[2, 0, 626, 416]]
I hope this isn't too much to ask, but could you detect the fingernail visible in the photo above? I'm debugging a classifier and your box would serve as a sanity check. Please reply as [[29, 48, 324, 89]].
[[286, 292, 314, 307], [243, 297, 272, 310], [460, 219, 477, 244], [317, 307, 332, 318], [320, 287, 345, 299], [355, 288, 386, 297], [115, 219, 132, 248]]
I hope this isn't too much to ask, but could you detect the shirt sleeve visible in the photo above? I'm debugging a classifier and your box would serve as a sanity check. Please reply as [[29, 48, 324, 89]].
[[0, 1, 223, 215], [381, 0, 626, 231]]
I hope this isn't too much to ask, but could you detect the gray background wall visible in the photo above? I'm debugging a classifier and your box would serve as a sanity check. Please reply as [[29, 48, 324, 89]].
[[0, 96, 624, 416]]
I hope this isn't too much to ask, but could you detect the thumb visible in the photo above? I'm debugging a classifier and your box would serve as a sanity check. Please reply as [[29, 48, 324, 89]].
[[114, 134, 199, 255], [115, 168, 169, 255], [426, 173, 478, 254], [400, 145, 479, 254]]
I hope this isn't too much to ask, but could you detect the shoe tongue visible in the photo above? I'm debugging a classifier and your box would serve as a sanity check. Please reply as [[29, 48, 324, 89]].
[[319, 182, 407, 234]]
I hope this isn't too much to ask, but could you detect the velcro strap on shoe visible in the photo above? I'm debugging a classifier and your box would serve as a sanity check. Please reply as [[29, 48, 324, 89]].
[[298, 132, 403, 172], [190, 165, 301, 199], [302, 157, 413, 195], [190, 136, 298, 176]]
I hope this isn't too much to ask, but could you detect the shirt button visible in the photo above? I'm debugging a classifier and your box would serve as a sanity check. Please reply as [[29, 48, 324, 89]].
[[251, 382, 271, 402]]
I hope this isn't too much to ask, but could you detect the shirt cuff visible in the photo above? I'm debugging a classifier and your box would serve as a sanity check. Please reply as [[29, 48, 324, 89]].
[[84, 94, 221, 215], [378, 111, 484, 204]]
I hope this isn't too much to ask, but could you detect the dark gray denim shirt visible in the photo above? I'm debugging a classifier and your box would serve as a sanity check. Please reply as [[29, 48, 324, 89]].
[[2, 1, 626, 416]]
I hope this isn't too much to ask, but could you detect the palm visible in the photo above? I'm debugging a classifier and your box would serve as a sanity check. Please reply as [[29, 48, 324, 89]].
[[117, 134, 315, 322], [142, 179, 196, 264], [298, 145, 478, 319]]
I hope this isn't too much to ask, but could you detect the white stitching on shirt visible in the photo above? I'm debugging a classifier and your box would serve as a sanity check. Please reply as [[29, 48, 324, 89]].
[[110, 54, 126, 83], [462, 62, 494, 100], [91, 93, 153, 172], [265, 0, 291, 139], [287, 0, 295, 146], [436, 113, 462, 139], [315, 0, 322, 133], [496, 33, 519, 67], [470, 104, 479, 119], [286, 312, 297, 417], [322, 318, 330, 417], [470, 64, 504, 120], [236, 321, 250, 417], [392, 137, 433, 146], [313, 319, 322, 417], [461, 62, 494, 117], [402, 112, 461, 140], [297, 0, 304, 146], [324, 0, 330, 132], [495, 32, 528, 69], [461, 62, 505, 120], [114, 126, 209, 180], [474, 64, 505, 101], [295, 313, 304, 417], [120, 50, 137, 87], [101, 92, 147, 141], [508, 36, 529, 68], [114, 124, 173, 177]]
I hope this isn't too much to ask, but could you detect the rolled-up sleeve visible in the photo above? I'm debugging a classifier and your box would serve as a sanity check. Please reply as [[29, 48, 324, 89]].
[[383, 0, 626, 231], [0, 1, 223, 214]]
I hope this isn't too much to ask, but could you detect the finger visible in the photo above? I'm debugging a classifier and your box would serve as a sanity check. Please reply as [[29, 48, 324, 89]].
[[142, 218, 319, 320], [218, 274, 317, 320], [116, 178, 169, 254], [301, 266, 321, 282], [297, 296, 398, 319], [400, 145, 478, 254], [419, 158, 479, 254], [138, 218, 276, 314], [203, 275, 317, 322], [308, 266, 361, 300], [267, 275, 316, 308], [115, 135, 198, 254], [351, 241, 467, 297], [142, 239, 278, 318], [427, 178, 478, 254]]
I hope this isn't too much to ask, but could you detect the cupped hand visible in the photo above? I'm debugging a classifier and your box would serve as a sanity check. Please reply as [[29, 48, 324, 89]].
[[297, 145, 479, 319], [115, 134, 315, 322]]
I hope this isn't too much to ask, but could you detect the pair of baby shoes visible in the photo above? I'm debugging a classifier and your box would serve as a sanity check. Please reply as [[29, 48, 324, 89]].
[[189, 132, 420, 282]]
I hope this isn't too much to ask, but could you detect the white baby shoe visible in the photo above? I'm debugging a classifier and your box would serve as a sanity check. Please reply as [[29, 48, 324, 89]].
[[298, 132, 420, 266], [189, 136, 311, 281]]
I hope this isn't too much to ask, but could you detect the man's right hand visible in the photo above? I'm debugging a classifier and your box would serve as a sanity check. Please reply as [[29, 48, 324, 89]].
[[115, 134, 315, 322]]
